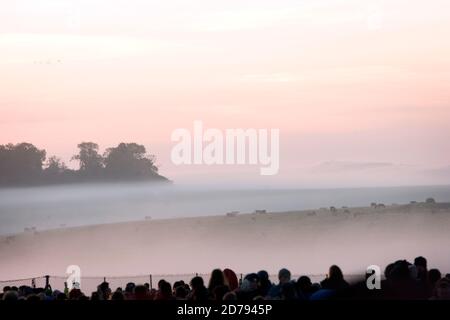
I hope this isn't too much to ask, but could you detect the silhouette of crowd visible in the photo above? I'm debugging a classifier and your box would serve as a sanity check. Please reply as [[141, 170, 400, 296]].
[[2, 256, 449, 301]]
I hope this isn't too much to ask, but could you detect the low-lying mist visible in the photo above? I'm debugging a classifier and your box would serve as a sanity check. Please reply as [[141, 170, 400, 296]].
[[1, 202, 450, 284], [1, 183, 450, 235]]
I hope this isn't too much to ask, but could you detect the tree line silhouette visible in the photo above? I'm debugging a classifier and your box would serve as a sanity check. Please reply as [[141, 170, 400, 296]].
[[0, 142, 169, 186]]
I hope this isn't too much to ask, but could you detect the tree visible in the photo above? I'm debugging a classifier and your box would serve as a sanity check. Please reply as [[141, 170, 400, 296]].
[[103, 142, 160, 180], [71, 142, 104, 176], [0, 143, 46, 185], [0, 141, 169, 186], [45, 156, 68, 175]]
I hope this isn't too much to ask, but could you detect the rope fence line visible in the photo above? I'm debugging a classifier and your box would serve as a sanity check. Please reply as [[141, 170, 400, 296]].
[[0, 274, 231, 293], [1, 273, 339, 282]]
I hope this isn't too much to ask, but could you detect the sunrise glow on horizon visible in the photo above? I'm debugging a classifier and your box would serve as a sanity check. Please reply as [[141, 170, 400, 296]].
[[1, 0, 450, 186]]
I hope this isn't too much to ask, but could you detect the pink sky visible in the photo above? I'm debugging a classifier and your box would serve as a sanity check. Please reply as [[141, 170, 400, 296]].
[[1, 0, 450, 186]]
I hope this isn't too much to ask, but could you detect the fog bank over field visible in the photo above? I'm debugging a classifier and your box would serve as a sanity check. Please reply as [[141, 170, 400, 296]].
[[1, 183, 450, 235], [1, 203, 450, 282]]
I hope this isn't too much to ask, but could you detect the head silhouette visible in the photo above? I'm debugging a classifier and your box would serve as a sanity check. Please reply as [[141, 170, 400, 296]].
[[223, 269, 239, 291], [278, 268, 291, 284], [208, 269, 225, 292], [328, 265, 344, 281]]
